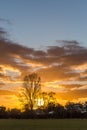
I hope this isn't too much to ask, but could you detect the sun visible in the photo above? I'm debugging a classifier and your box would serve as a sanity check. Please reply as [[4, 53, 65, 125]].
[[37, 99, 44, 106]]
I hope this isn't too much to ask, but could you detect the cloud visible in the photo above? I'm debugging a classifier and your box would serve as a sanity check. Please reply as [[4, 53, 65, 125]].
[[0, 27, 7, 39], [0, 27, 87, 106], [60, 84, 82, 91], [0, 18, 12, 24], [0, 90, 17, 96], [1, 38, 86, 73], [56, 40, 79, 44], [0, 83, 5, 88], [0, 37, 87, 83]]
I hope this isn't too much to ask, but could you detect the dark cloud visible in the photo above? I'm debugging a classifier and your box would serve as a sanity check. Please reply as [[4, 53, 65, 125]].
[[47, 46, 65, 57], [0, 27, 7, 40], [38, 64, 80, 82], [0, 35, 87, 82], [0, 18, 12, 24], [61, 52, 87, 66], [77, 76, 87, 81], [33, 50, 46, 57], [0, 27, 87, 102], [56, 40, 79, 45]]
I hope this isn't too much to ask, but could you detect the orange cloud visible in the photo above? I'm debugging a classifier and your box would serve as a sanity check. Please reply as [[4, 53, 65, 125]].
[[0, 28, 87, 108]]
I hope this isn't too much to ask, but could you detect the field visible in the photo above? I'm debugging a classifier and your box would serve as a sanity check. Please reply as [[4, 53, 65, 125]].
[[0, 119, 87, 130]]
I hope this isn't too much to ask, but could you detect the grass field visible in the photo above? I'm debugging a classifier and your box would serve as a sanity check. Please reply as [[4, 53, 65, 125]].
[[0, 119, 87, 130]]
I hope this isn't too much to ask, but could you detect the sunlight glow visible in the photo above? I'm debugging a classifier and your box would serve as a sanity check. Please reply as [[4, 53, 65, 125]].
[[37, 99, 44, 106]]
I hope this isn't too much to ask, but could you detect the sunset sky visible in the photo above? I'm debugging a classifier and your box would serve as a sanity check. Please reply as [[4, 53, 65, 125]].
[[0, 0, 87, 108]]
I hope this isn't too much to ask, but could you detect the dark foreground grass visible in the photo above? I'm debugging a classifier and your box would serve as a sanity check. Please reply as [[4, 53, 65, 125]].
[[0, 119, 87, 130]]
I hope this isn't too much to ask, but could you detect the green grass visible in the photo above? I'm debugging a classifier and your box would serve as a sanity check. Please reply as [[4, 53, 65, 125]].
[[0, 119, 86, 130]]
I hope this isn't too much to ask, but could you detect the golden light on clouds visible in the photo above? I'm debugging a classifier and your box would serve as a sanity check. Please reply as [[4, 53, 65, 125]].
[[0, 95, 21, 109], [70, 63, 87, 73], [0, 37, 87, 108]]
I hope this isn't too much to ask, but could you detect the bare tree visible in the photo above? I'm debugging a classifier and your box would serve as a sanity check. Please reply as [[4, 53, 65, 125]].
[[21, 73, 41, 111]]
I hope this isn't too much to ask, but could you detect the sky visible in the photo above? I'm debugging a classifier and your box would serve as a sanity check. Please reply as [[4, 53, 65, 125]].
[[0, 0, 87, 108], [0, 0, 87, 48]]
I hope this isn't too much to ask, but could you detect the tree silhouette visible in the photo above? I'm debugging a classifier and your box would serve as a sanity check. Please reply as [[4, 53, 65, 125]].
[[41, 92, 48, 108], [41, 91, 56, 110], [48, 91, 55, 103], [21, 73, 41, 111]]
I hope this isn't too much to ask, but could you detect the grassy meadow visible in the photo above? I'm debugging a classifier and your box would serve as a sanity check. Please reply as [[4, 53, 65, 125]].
[[0, 119, 87, 130]]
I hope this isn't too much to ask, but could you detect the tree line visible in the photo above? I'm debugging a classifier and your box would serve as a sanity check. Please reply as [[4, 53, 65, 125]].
[[0, 73, 87, 119], [0, 101, 87, 119]]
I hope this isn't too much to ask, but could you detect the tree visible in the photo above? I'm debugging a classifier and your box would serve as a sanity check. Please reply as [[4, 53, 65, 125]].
[[48, 91, 55, 103], [21, 73, 41, 111], [54, 103, 65, 118], [41, 91, 56, 110], [8, 108, 21, 119], [41, 92, 48, 108], [0, 106, 7, 118]]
